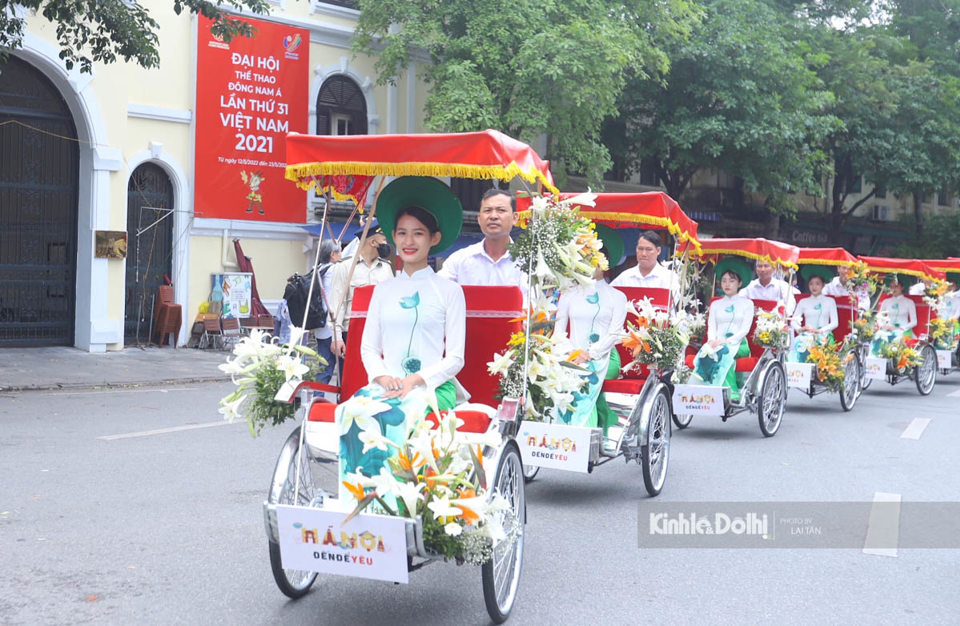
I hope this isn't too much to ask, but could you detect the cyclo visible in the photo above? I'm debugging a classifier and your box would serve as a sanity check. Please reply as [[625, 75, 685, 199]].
[[262, 130, 558, 623], [917, 258, 960, 376], [786, 247, 863, 411], [513, 191, 702, 496], [674, 238, 797, 437], [856, 256, 943, 396]]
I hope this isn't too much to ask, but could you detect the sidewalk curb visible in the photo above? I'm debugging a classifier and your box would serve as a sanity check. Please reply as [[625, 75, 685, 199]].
[[1, 375, 231, 393]]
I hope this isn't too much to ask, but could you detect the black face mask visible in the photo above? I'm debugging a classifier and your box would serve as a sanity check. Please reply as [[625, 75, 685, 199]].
[[378, 243, 393, 259]]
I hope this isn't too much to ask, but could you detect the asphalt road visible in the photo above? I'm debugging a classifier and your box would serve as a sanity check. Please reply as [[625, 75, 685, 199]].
[[2, 374, 958, 625]]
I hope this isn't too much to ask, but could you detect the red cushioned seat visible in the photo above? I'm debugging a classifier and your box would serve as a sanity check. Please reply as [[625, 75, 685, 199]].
[[684, 354, 695, 369], [734, 357, 759, 372], [601, 378, 646, 394], [308, 400, 337, 422], [425, 411, 492, 434]]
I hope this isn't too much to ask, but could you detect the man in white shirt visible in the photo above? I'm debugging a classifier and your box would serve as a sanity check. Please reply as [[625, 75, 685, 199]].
[[823, 264, 869, 310], [438, 188, 524, 286], [610, 231, 679, 296], [741, 259, 796, 314], [330, 224, 393, 358]]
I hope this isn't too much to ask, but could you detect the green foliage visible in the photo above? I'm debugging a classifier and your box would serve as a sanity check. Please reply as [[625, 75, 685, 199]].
[[352, 0, 699, 187], [895, 211, 960, 258], [0, 0, 271, 73], [615, 0, 838, 204]]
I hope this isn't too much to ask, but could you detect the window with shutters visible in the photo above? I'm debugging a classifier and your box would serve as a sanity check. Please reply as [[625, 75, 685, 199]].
[[316, 75, 367, 136]]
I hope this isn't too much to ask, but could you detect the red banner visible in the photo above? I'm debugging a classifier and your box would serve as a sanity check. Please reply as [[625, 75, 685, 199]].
[[195, 15, 308, 222]]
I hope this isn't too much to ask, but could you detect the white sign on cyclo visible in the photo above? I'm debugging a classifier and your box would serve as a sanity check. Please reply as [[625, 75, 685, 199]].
[[517, 422, 593, 472], [936, 350, 953, 369], [671, 384, 725, 416], [785, 362, 813, 390], [864, 357, 888, 381], [275, 505, 409, 583]]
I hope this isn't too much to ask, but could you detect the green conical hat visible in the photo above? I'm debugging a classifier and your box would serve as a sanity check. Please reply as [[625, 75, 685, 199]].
[[594, 223, 625, 268], [375, 176, 463, 254], [799, 265, 836, 283], [715, 256, 752, 288]]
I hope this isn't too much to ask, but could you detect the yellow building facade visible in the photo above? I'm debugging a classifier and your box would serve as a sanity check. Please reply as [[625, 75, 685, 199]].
[[1, 1, 427, 351]]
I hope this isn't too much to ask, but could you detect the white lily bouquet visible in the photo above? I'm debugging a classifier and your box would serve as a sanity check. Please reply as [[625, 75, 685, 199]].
[[487, 303, 589, 422], [218, 328, 323, 436], [753, 308, 790, 349], [342, 410, 514, 565], [621, 297, 703, 374], [510, 192, 607, 290]]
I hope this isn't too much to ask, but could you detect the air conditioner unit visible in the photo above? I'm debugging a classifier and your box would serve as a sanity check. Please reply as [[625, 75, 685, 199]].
[[871, 205, 891, 221]]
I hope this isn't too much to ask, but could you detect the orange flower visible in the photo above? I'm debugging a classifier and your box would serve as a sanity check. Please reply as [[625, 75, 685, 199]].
[[342, 480, 367, 500], [397, 448, 424, 472], [622, 332, 643, 354], [567, 349, 585, 362], [897, 356, 908, 370]]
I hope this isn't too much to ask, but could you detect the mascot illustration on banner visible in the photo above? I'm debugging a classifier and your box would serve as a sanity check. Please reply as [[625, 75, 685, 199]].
[[241, 170, 266, 215]]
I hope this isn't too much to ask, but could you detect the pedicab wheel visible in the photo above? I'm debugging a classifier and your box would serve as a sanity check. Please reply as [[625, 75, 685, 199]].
[[482, 442, 525, 624], [267, 426, 319, 598], [641, 387, 671, 496], [671, 413, 693, 429], [915, 344, 937, 396], [839, 353, 861, 412], [757, 362, 786, 437], [522, 464, 540, 483]]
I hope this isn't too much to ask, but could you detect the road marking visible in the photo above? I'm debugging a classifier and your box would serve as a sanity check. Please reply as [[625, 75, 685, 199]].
[[862, 492, 900, 557], [900, 418, 931, 440], [948, 390, 960, 398], [99, 420, 235, 441]]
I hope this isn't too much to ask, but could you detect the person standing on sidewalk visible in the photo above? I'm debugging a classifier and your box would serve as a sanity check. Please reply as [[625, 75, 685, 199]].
[[313, 238, 341, 384], [329, 223, 393, 359]]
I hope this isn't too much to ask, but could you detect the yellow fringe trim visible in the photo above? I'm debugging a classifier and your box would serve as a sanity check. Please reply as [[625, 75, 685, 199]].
[[865, 266, 930, 279], [694, 248, 799, 270], [516, 209, 702, 252], [285, 161, 558, 194], [798, 258, 858, 268]]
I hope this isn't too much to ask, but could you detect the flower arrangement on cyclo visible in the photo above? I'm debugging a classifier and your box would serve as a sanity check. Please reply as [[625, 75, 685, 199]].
[[487, 192, 606, 421], [845, 261, 878, 304], [753, 308, 790, 349], [929, 317, 960, 350], [488, 305, 589, 421], [511, 192, 608, 289], [805, 343, 848, 391], [847, 311, 877, 344], [341, 408, 513, 564], [878, 338, 920, 374], [922, 280, 959, 350], [218, 328, 323, 436], [621, 297, 704, 380]]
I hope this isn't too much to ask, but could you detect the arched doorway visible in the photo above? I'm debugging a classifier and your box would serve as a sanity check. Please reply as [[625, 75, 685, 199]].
[[316, 75, 368, 136], [124, 163, 174, 345], [0, 56, 79, 347]]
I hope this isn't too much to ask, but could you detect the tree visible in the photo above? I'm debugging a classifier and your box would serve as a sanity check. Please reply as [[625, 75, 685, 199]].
[[614, 0, 837, 208], [0, 0, 271, 73], [351, 0, 699, 187]]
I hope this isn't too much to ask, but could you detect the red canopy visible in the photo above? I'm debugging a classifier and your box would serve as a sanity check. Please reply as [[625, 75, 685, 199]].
[[797, 247, 858, 267], [284, 129, 557, 205], [687, 237, 800, 269], [516, 191, 700, 251], [857, 256, 946, 281], [917, 258, 960, 273]]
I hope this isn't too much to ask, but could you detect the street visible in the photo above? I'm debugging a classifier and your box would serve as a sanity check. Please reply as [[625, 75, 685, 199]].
[[2, 376, 959, 625]]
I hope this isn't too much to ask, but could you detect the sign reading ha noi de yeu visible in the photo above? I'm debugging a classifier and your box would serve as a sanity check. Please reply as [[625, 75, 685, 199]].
[[194, 15, 308, 222]]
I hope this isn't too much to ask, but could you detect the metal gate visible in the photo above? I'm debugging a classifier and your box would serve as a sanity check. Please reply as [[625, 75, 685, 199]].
[[0, 56, 79, 347], [124, 163, 174, 345]]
